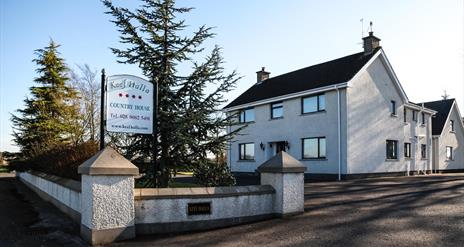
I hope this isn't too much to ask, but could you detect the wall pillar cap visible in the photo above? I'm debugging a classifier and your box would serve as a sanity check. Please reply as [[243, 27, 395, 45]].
[[257, 151, 306, 173], [78, 146, 139, 175]]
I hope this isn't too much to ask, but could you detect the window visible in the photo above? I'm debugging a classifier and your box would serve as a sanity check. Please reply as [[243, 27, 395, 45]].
[[404, 109, 407, 122], [421, 112, 425, 125], [302, 137, 326, 159], [404, 143, 411, 158], [450, 120, 455, 132], [412, 110, 417, 122], [421, 144, 427, 159], [302, 94, 325, 114], [446, 146, 453, 160], [386, 140, 398, 159], [239, 108, 254, 123], [271, 102, 283, 119], [239, 143, 255, 160], [391, 101, 396, 115]]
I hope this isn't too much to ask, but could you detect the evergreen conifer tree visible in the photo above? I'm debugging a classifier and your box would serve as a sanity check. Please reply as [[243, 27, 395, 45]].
[[103, 0, 243, 187], [11, 40, 81, 157]]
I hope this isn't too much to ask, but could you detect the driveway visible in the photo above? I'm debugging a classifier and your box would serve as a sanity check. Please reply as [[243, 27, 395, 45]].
[[0, 173, 86, 247], [115, 174, 464, 247]]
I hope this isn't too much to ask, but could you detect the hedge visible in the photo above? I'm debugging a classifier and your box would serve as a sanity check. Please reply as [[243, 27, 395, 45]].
[[10, 142, 98, 181]]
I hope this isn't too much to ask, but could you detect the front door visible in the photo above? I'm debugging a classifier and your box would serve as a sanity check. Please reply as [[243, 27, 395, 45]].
[[275, 141, 286, 154]]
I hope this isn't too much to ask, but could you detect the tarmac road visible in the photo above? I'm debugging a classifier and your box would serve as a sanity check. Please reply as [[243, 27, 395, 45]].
[[1, 173, 463, 247], [0, 173, 86, 247], [113, 174, 464, 247]]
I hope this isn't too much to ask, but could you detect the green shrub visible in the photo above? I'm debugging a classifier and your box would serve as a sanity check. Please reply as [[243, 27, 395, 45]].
[[193, 160, 236, 187], [10, 142, 98, 181]]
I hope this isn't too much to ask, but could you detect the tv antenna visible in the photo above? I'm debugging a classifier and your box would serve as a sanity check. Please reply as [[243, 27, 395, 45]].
[[441, 90, 450, 100], [360, 18, 364, 38]]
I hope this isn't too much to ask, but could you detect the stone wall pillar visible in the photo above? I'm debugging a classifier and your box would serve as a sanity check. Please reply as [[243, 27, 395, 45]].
[[257, 151, 306, 217], [78, 147, 139, 245]]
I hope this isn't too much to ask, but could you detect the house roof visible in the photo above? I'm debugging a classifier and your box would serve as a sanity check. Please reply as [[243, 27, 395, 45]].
[[419, 99, 455, 135], [224, 47, 381, 109]]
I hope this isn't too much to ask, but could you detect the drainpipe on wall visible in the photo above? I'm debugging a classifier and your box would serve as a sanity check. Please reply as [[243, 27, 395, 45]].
[[228, 125, 232, 170], [337, 87, 342, 181]]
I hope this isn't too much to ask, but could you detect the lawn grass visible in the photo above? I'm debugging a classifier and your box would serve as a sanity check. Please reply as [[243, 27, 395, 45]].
[[168, 181, 202, 188], [0, 166, 10, 173], [176, 171, 193, 176]]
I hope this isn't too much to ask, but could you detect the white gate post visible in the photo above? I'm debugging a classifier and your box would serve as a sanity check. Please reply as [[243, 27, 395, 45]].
[[78, 147, 139, 245], [258, 151, 306, 217]]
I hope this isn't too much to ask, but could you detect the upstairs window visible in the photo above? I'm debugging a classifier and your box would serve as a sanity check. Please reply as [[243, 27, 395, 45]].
[[421, 112, 426, 125], [404, 143, 411, 158], [446, 146, 453, 160], [386, 140, 398, 160], [239, 108, 255, 123], [404, 109, 407, 122], [239, 143, 255, 160], [390, 101, 396, 115], [302, 137, 326, 159], [271, 102, 283, 119], [421, 144, 427, 159], [450, 120, 455, 132], [412, 110, 417, 122], [302, 94, 325, 114]]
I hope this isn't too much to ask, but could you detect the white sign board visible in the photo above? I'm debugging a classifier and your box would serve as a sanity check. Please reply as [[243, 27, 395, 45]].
[[106, 75, 153, 134]]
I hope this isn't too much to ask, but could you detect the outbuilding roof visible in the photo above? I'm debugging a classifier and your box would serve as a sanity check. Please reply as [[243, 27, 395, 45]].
[[224, 48, 381, 109], [420, 99, 455, 135]]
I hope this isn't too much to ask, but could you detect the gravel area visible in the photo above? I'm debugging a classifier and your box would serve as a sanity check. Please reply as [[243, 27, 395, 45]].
[[114, 174, 464, 247]]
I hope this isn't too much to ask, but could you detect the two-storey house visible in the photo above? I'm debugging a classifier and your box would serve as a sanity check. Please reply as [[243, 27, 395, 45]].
[[224, 32, 437, 179]]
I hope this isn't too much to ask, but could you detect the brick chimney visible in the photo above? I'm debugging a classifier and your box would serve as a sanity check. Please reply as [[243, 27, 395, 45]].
[[362, 31, 381, 55], [256, 67, 270, 83]]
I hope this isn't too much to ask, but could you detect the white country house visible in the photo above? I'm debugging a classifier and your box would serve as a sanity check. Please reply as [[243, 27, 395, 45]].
[[420, 99, 464, 172], [224, 32, 439, 179]]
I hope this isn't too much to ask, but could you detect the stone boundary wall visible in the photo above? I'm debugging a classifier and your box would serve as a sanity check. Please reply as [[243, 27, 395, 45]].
[[134, 185, 276, 234], [16, 149, 305, 245], [18, 171, 81, 222]]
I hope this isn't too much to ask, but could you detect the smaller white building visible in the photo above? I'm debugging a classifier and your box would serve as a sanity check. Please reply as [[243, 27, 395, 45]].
[[421, 99, 464, 172]]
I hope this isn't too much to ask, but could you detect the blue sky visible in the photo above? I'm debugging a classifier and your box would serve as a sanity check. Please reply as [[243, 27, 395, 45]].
[[1, 0, 463, 152]]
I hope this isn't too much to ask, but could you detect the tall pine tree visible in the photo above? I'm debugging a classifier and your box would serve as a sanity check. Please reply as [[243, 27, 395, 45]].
[[103, 0, 243, 187], [11, 40, 81, 157]]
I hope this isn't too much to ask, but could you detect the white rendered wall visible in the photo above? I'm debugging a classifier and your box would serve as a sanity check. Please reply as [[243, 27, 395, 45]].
[[18, 172, 81, 213], [228, 89, 347, 174], [135, 193, 273, 224], [436, 104, 464, 170], [346, 56, 433, 174]]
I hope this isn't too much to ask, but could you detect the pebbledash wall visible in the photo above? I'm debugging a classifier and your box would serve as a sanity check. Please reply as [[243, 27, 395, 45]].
[[17, 147, 306, 245], [18, 171, 276, 233], [134, 186, 275, 234], [18, 171, 81, 222]]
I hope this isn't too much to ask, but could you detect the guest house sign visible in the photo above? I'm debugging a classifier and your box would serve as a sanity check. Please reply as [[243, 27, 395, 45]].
[[106, 75, 153, 134]]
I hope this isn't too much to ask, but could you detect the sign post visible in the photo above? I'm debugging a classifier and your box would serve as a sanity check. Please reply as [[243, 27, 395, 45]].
[[100, 69, 106, 150], [152, 80, 158, 187], [99, 73, 156, 185]]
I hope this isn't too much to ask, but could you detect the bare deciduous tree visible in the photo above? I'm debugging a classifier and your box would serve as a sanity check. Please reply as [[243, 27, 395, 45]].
[[69, 64, 100, 142]]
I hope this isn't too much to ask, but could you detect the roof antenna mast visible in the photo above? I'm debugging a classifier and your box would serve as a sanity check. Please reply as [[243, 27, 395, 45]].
[[442, 90, 450, 100], [360, 18, 364, 38]]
